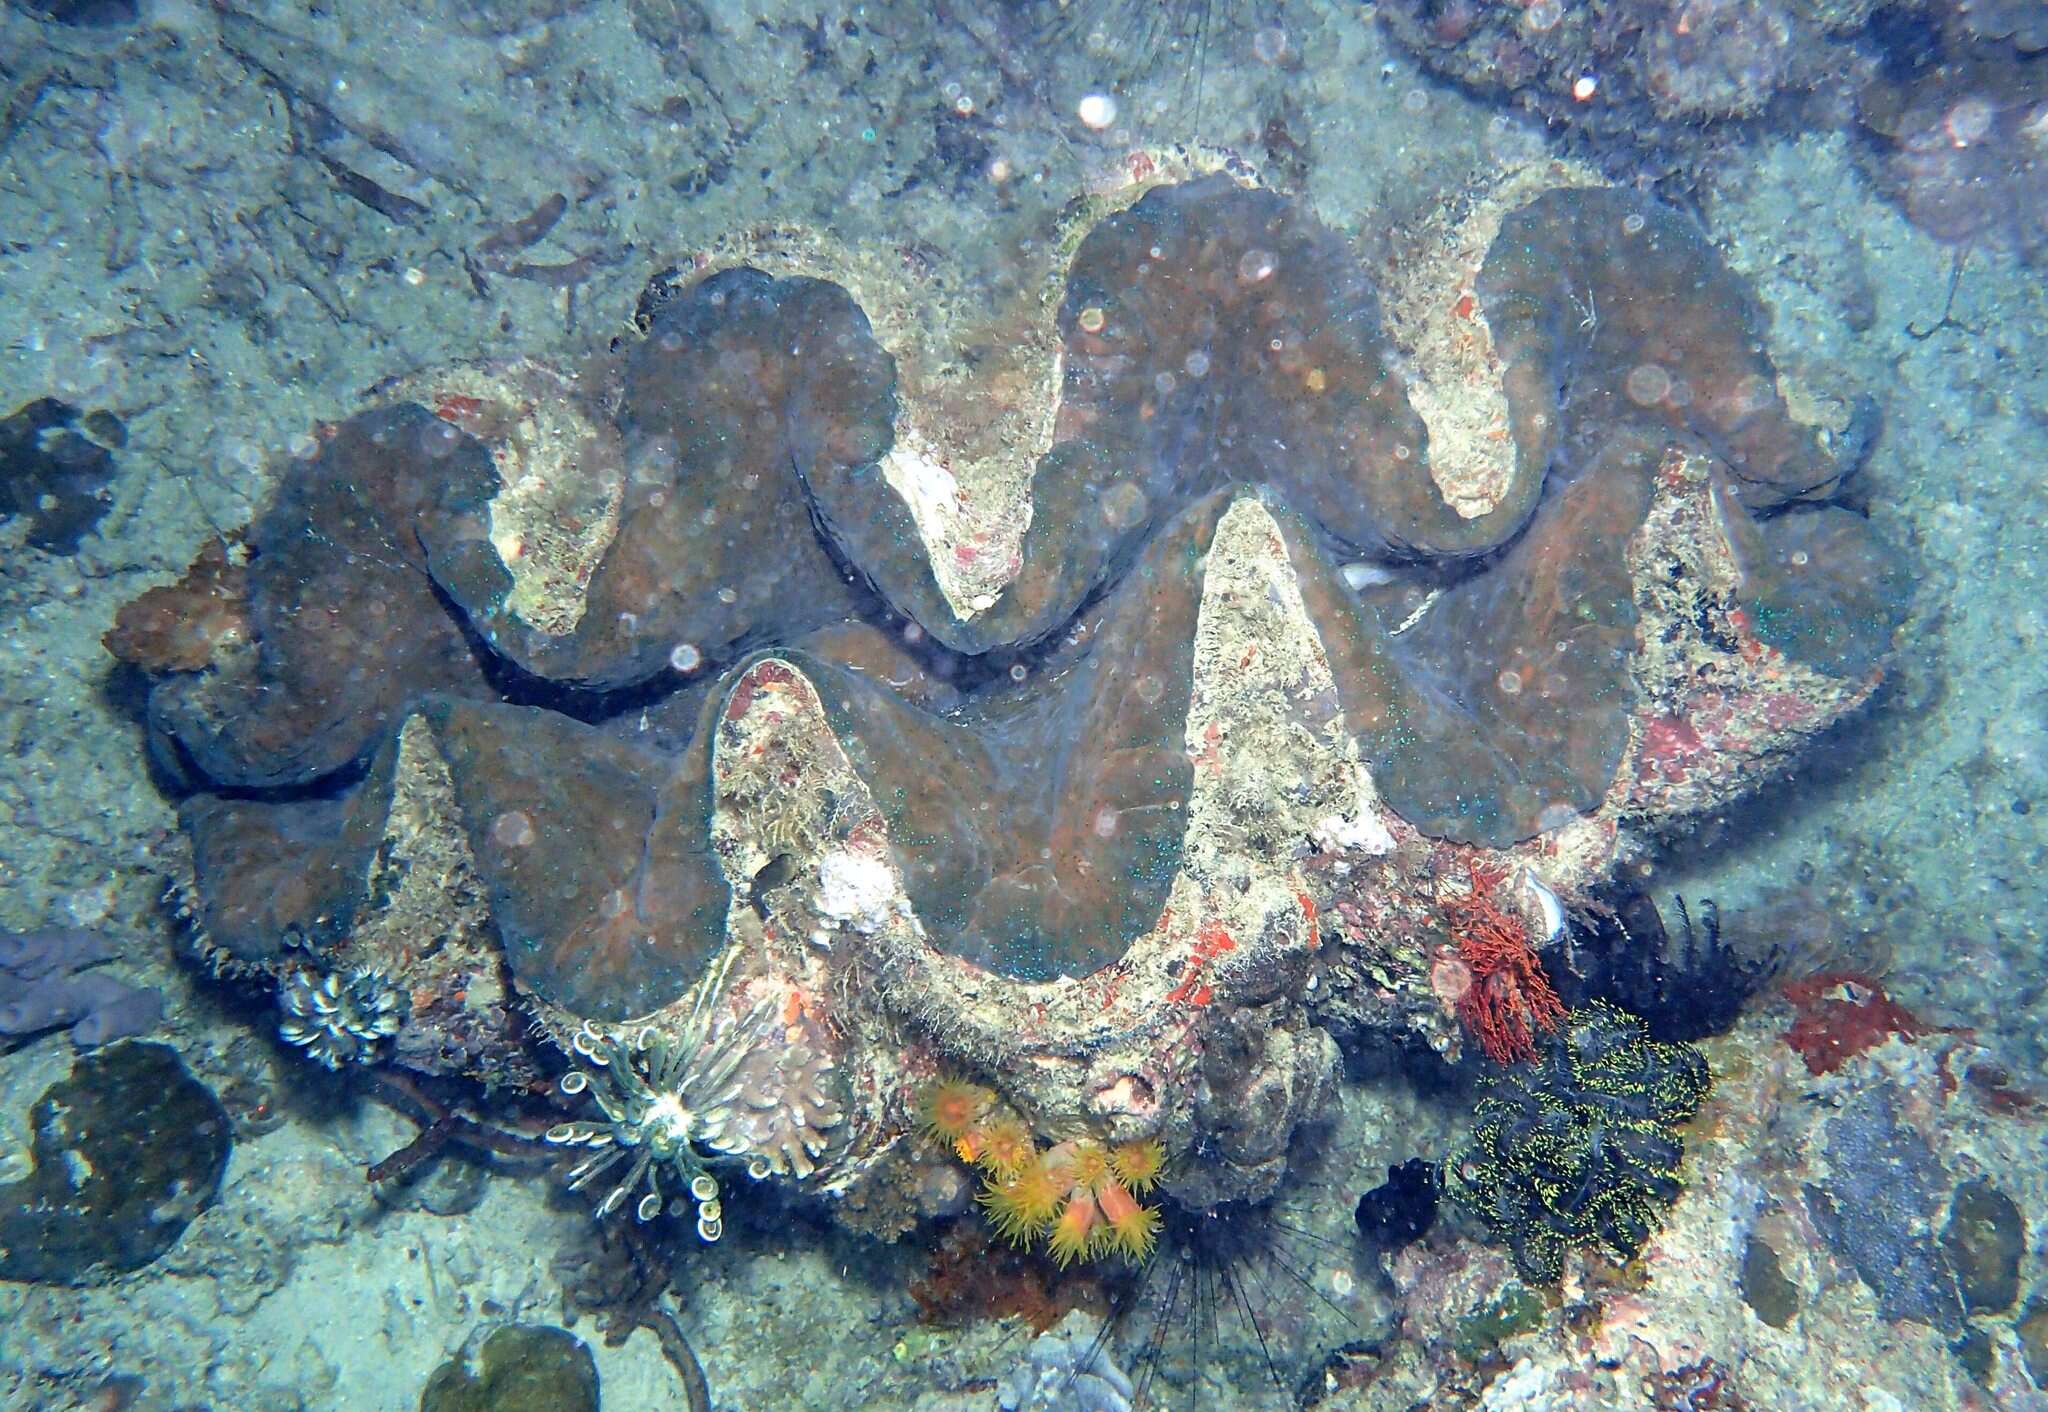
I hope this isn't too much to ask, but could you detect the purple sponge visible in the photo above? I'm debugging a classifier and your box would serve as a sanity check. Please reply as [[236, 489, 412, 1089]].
[[0, 927, 163, 1047]]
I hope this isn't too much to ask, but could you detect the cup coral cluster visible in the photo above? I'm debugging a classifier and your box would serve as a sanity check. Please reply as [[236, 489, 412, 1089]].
[[917, 1077, 1165, 1266]]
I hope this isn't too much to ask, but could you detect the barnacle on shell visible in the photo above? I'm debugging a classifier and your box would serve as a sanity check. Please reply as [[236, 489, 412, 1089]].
[[546, 962, 845, 1238], [277, 965, 403, 1069]]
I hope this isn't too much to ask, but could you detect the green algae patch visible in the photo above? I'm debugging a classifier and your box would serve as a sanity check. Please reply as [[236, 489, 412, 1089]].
[[0, 1040, 230, 1284], [1454, 1283, 1548, 1362], [2020, 1299, 2048, 1390], [1942, 1178, 2024, 1314], [421, 1326, 599, 1412], [1739, 1235, 1800, 1328]]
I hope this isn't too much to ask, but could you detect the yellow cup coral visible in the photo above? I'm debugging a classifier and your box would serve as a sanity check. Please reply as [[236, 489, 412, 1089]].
[[916, 1075, 1165, 1267], [1109, 1136, 1166, 1194], [1095, 1178, 1162, 1261], [972, 1115, 1037, 1181], [978, 1152, 1066, 1245], [918, 1077, 994, 1150]]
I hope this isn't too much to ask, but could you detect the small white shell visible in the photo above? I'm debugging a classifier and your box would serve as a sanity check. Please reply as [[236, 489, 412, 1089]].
[[1521, 868, 1566, 941]]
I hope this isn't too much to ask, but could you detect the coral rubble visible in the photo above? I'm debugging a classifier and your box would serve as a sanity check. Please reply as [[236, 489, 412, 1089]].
[[996, 1310, 1133, 1412], [113, 162, 1905, 1229], [1854, 38, 2048, 265], [1379, 0, 2048, 268]]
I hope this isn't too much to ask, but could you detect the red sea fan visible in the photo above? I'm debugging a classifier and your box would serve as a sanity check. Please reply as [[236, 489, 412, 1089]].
[[1445, 860, 1565, 1065]]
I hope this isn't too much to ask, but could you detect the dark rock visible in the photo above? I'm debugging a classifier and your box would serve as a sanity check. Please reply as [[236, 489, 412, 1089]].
[[0, 1041, 231, 1283], [1952, 1324, 1997, 1387], [10, 0, 138, 25], [0, 398, 117, 553], [1857, 46, 2048, 266], [1739, 1234, 1800, 1328], [1355, 1158, 1441, 1253], [1942, 1178, 2023, 1314], [2020, 1298, 2048, 1390], [419, 1325, 599, 1412]]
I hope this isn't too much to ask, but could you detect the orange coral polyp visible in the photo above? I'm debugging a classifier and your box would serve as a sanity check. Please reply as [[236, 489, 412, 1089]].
[[1108, 1136, 1165, 1194], [972, 1116, 1036, 1180], [1095, 1179, 1161, 1262], [919, 1077, 994, 1147], [1047, 1191, 1100, 1267]]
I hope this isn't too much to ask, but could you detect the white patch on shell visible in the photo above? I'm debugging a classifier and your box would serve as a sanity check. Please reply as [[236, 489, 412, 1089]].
[[1311, 765, 1397, 856], [1521, 867, 1566, 941], [1340, 560, 1397, 591], [815, 848, 900, 933]]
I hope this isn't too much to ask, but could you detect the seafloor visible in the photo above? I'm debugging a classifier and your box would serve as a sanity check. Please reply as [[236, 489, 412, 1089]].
[[1, 1, 2044, 1410]]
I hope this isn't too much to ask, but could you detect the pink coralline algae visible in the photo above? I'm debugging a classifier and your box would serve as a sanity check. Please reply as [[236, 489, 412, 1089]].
[[116, 166, 1907, 1219]]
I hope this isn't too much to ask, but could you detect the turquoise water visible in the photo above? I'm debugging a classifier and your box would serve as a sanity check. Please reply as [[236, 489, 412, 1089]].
[[1, 3, 2044, 1409]]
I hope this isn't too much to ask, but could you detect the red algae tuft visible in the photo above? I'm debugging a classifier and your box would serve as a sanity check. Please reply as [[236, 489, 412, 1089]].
[[1780, 971, 1932, 1076]]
